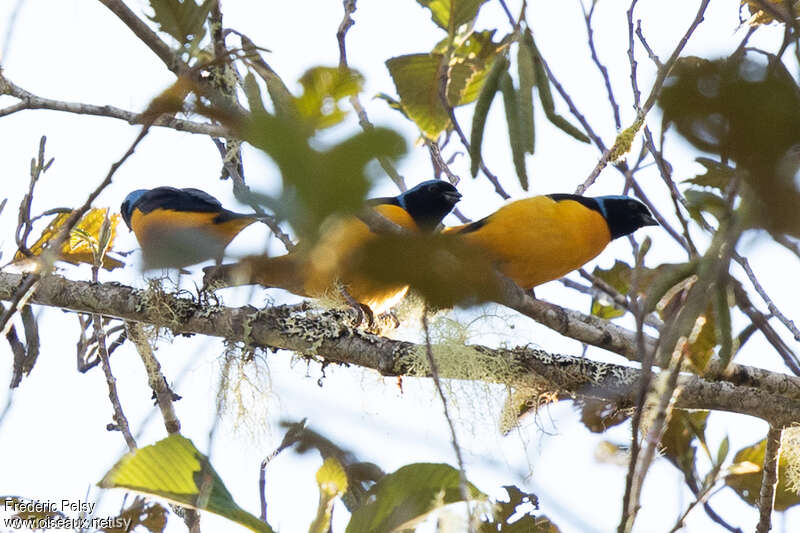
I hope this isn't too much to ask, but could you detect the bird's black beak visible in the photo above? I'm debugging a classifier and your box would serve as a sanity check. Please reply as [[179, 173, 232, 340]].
[[444, 190, 462, 205], [641, 212, 658, 227]]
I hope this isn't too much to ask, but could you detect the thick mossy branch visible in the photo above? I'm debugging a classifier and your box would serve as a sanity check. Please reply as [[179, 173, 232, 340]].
[[1, 272, 800, 424]]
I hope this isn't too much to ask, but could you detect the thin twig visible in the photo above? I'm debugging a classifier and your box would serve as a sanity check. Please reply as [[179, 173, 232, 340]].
[[626, 0, 643, 110], [126, 322, 182, 435], [579, 0, 711, 193], [619, 350, 684, 533], [94, 299, 137, 450], [97, 0, 186, 74], [337, 0, 407, 192], [421, 308, 474, 533], [211, 138, 296, 252], [734, 252, 800, 342], [582, 0, 621, 129], [259, 419, 307, 521], [755, 426, 783, 533]]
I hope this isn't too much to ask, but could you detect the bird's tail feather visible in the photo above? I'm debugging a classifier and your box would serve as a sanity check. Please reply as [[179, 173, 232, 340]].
[[202, 255, 306, 294]]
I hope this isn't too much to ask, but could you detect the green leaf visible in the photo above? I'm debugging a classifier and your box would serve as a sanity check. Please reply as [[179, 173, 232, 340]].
[[528, 40, 590, 143], [386, 33, 503, 139], [147, 0, 214, 45], [660, 54, 800, 237], [104, 498, 168, 533], [239, 111, 405, 239], [590, 299, 625, 320], [444, 30, 504, 106], [352, 233, 503, 309], [386, 53, 450, 139], [660, 410, 710, 479], [727, 438, 800, 511], [469, 55, 508, 176], [684, 189, 728, 225], [416, 0, 488, 34], [713, 280, 733, 368], [517, 34, 536, 155], [478, 485, 559, 532], [98, 435, 274, 533], [577, 398, 629, 433], [686, 304, 717, 371], [346, 463, 486, 533], [717, 435, 730, 467], [242, 72, 267, 116], [642, 261, 699, 315], [684, 158, 737, 191], [295, 66, 364, 130], [239, 35, 299, 121], [500, 72, 529, 190], [310, 458, 348, 533]]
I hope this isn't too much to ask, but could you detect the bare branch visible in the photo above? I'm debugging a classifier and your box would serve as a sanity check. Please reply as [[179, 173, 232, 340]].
[[97, 0, 186, 74], [755, 426, 783, 533], [0, 74, 227, 136], [1, 272, 800, 423], [582, 0, 621, 129], [735, 252, 800, 342]]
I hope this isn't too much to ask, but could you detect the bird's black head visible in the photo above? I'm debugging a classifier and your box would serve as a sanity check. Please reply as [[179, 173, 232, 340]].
[[397, 180, 462, 231], [595, 195, 658, 239], [120, 189, 149, 229]]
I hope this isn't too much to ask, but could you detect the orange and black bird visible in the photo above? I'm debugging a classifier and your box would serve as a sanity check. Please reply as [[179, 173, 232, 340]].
[[121, 187, 262, 269], [445, 194, 658, 289], [205, 179, 462, 315]]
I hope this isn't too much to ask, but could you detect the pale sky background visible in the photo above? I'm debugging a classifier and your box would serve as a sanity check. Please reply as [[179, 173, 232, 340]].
[[0, 1, 798, 532]]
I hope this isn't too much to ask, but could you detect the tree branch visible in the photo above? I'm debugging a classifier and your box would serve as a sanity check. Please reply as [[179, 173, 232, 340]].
[[756, 426, 783, 533], [0, 74, 227, 136], [2, 272, 800, 424], [97, 0, 186, 74]]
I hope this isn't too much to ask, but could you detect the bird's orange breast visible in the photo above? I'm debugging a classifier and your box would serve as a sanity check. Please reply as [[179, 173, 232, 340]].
[[447, 196, 612, 288]]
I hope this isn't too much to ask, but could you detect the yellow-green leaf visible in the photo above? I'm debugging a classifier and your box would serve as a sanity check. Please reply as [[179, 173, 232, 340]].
[[528, 40, 590, 143], [517, 35, 536, 155], [726, 438, 800, 511], [295, 66, 364, 131], [346, 463, 486, 533], [98, 435, 275, 533], [416, 0, 488, 34], [469, 55, 508, 176], [445, 30, 504, 106], [147, 0, 214, 45], [500, 71, 529, 190], [12, 208, 124, 271], [310, 458, 348, 533], [660, 410, 710, 478], [386, 53, 450, 139]]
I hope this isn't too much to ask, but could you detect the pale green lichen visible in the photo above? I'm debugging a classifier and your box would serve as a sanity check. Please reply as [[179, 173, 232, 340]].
[[214, 342, 274, 443], [134, 278, 197, 329], [397, 312, 561, 436], [781, 425, 800, 492]]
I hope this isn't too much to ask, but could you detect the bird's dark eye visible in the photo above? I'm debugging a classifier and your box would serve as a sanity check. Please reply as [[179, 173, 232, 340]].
[[427, 185, 437, 192]]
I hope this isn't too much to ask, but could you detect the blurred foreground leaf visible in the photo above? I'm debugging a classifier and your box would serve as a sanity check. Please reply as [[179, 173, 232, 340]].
[[295, 66, 364, 131], [99, 435, 274, 533], [310, 457, 348, 533], [147, 0, 213, 45], [479, 485, 559, 532], [660, 53, 800, 236], [346, 463, 485, 533], [353, 233, 502, 308]]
